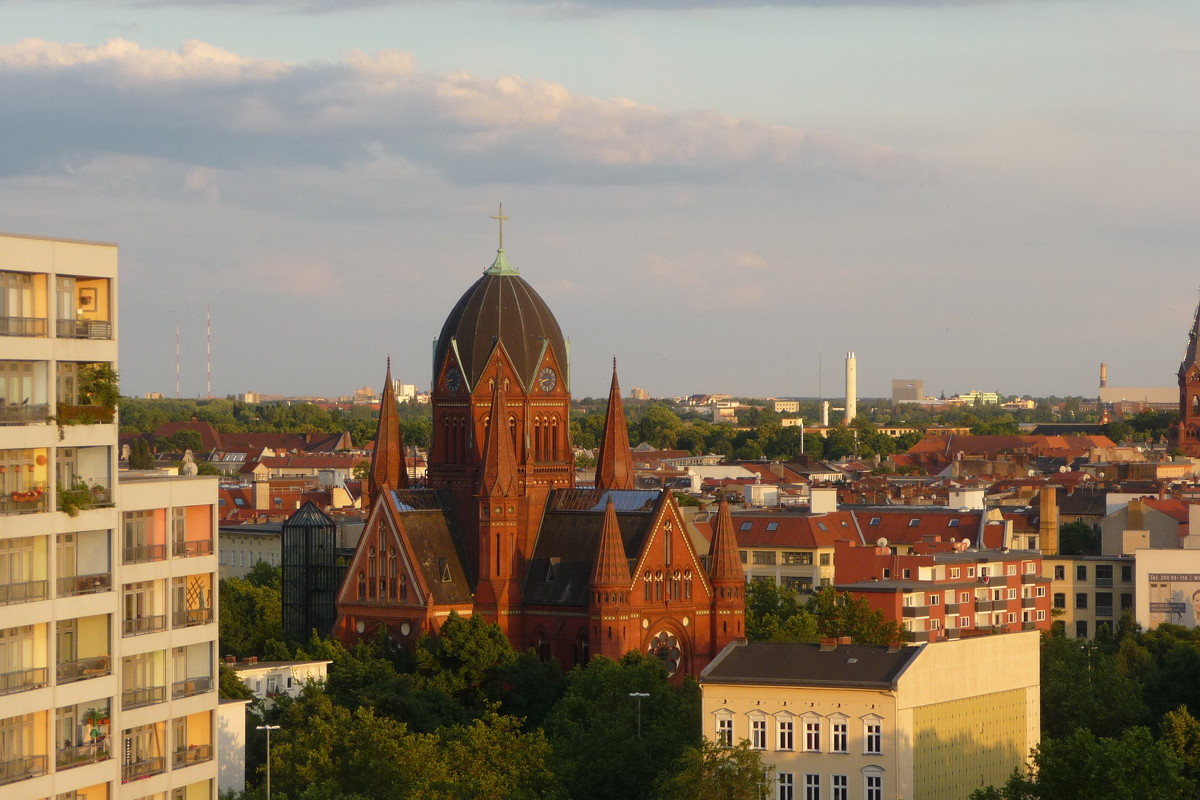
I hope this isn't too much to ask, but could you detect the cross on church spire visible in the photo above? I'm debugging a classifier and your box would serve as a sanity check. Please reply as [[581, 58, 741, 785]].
[[491, 203, 509, 250]]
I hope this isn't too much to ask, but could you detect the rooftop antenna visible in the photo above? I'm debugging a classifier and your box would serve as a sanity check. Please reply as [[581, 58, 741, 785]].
[[206, 305, 212, 399], [175, 322, 181, 398]]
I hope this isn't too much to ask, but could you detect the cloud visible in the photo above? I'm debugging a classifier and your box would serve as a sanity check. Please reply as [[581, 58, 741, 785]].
[[0, 38, 916, 187]]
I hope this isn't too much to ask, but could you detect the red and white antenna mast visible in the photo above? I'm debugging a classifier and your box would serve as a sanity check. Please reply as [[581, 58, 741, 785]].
[[206, 306, 212, 399], [175, 322, 181, 398]]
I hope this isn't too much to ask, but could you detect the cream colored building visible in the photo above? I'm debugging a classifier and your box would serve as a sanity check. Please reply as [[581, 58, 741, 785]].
[[229, 659, 331, 706], [0, 232, 219, 800], [700, 632, 1040, 800], [1042, 555, 1134, 639]]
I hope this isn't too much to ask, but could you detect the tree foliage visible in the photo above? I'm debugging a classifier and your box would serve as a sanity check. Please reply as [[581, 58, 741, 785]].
[[653, 740, 772, 800]]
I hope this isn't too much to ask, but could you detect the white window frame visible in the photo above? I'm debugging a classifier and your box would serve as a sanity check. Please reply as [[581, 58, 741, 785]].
[[830, 715, 848, 753], [803, 714, 822, 752], [750, 713, 768, 750], [776, 714, 795, 751], [862, 716, 882, 755]]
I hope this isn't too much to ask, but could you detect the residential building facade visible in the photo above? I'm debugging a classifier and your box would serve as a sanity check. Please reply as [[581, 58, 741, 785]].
[[1043, 555, 1135, 639]]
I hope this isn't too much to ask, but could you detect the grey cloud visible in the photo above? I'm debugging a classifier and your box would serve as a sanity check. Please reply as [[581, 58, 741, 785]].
[[0, 39, 916, 186]]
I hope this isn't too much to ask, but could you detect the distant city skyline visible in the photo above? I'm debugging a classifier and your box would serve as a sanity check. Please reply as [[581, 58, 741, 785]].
[[1, 1, 1197, 399]]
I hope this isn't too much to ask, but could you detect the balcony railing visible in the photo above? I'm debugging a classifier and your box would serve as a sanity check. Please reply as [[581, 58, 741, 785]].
[[172, 744, 213, 769], [0, 754, 48, 785], [0, 579, 48, 605], [1096, 605, 1114, 618], [901, 605, 931, 618], [58, 479, 113, 514], [122, 614, 167, 637], [1095, 576, 1114, 588], [121, 755, 165, 783], [0, 316, 47, 337], [56, 319, 112, 340], [0, 666, 49, 695], [57, 655, 111, 683], [0, 402, 50, 425], [123, 543, 166, 564], [172, 607, 214, 628], [0, 485, 48, 516], [56, 743, 111, 770], [122, 685, 166, 710], [172, 675, 214, 699], [57, 572, 112, 597], [57, 403, 115, 425], [173, 539, 214, 558]]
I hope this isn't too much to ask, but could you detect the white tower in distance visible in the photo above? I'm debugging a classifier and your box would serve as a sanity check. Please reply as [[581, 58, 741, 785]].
[[844, 351, 857, 425]]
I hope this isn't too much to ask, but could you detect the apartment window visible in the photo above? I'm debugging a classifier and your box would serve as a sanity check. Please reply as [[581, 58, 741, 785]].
[[783, 552, 813, 566], [819, 553, 831, 567], [779, 773, 794, 800], [959, 591, 969, 603], [1054, 565, 1065, 580], [928, 619, 941, 630], [950, 567, 960, 579], [1053, 593, 1065, 608], [929, 594, 940, 605], [716, 716, 733, 747], [1007, 612, 1015, 623], [1075, 593, 1088, 609], [958, 616, 970, 628], [783, 577, 813, 594], [1096, 592, 1113, 617], [804, 717, 821, 751], [1121, 593, 1134, 610], [1121, 565, 1133, 582], [753, 551, 777, 566], [832, 774, 848, 800], [967, 567, 976, 578], [1076, 565, 1087, 581], [1036, 586, 1046, 597], [863, 718, 882, 754], [1095, 565, 1113, 587], [831, 717, 848, 753], [739, 551, 747, 564], [1024, 562, 1036, 574], [1007, 565, 1017, 576], [751, 717, 767, 750], [805, 773, 821, 800], [1037, 610, 1046, 621], [777, 717, 794, 751], [865, 772, 883, 800], [1076, 620, 1088, 638]]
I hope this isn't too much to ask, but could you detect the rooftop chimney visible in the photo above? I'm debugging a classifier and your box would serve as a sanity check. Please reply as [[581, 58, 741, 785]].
[[1039, 486, 1059, 555]]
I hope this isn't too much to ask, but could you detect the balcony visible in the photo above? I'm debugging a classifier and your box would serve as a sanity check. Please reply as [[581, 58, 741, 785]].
[[944, 603, 960, 615], [56, 319, 112, 340], [56, 742, 111, 770], [123, 543, 166, 564], [1096, 605, 1114, 619], [58, 572, 112, 597], [172, 675, 213, 699], [0, 316, 47, 337], [1021, 597, 1038, 609], [1021, 573, 1043, 584], [901, 605, 931, 618], [0, 402, 50, 425], [0, 485, 48, 516], [173, 539, 214, 559], [1022, 621, 1039, 631], [57, 655, 111, 684], [0, 579, 48, 605], [121, 755, 165, 783], [57, 479, 113, 516], [0, 754, 47, 785], [0, 666, 49, 695], [122, 615, 167, 637], [172, 607, 214, 629], [57, 403, 115, 426], [173, 743, 213, 769], [122, 685, 166, 710], [1095, 577, 1114, 588]]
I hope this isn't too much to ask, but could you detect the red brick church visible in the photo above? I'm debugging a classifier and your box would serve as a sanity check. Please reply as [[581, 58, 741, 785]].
[[1176, 295, 1200, 457], [332, 228, 745, 676]]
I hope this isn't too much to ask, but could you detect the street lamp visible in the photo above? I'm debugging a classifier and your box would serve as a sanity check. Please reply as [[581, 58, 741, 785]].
[[256, 724, 281, 800], [629, 692, 650, 738]]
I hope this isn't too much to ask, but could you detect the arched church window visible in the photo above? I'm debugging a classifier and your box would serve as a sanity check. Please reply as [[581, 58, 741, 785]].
[[357, 572, 366, 601], [647, 630, 682, 677], [509, 416, 518, 451], [387, 550, 397, 601], [398, 572, 406, 602], [368, 548, 377, 599], [537, 631, 549, 662], [644, 571, 652, 602], [549, 417, 559, 460], [1193, 395, 1199, 416]]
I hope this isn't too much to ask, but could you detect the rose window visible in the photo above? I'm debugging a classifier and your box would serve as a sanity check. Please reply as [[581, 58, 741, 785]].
[[647, 630, 683, 676]]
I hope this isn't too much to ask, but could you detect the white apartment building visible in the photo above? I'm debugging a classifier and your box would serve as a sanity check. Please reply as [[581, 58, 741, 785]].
[[0, 232, 219, 800]]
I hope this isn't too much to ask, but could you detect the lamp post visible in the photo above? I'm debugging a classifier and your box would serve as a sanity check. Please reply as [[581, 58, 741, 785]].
[[256, 724, 281, 800], [629, 692, 649, 738]]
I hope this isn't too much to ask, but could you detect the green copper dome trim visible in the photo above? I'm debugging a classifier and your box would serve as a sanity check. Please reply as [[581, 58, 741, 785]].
[[484, 248, 520, 276]]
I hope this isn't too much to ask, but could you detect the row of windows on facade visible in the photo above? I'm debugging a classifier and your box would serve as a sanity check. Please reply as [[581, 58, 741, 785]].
[[438, 414, 563, 463], [715, 714, 883, 755], [906, 609, 1047, 633], [903, 585, 1047, 607], [218, 549, 277, 568], [777, 769, 884, 800], [741, 550, 833, 567], [1052, 563, 1133, 584], [1052, 592, 1132, 613]]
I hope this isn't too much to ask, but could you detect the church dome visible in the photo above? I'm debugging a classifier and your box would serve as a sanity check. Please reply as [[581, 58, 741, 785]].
[[434, 248, 569, 392]]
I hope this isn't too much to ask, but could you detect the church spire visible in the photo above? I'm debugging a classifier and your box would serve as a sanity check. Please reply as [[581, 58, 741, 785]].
[[591, 496, 630, 587], [480, 368, 519, 498], [594, 358, 635, 491], [708, 494, 744, 584], [1182, 289, 1200, 378], [368, 357, 407, 507]]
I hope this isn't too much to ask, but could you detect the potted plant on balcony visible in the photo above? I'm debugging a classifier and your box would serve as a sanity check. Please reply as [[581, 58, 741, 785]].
[[79, 363, 120, 410]]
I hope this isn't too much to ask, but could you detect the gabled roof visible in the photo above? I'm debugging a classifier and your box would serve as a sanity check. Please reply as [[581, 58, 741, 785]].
[[727, 511, 860, 548], [701, 641, 920, 689]]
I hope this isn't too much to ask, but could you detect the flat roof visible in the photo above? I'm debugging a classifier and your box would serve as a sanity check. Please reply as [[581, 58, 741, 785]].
[[0, 231, 117, 247]]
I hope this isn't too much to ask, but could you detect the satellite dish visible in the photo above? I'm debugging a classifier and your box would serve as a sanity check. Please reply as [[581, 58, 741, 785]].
[[1059, 466, 1068, 473], [1027, 470, 1036, 477], [876, 537, 889, 549]]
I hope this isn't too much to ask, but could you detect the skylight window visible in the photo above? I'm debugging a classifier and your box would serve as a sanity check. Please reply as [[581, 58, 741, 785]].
[[869, 517, 881, 526], [766, 522, 779, 531], [740, 522, 752, 531], [908, 519, 919, 527]]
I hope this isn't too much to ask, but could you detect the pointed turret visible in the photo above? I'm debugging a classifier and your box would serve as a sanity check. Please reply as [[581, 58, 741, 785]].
[[1182, 292, 1200, 379], [480, 368, 519, 498], [708, 494, 744, 584], [591, 496, 630, 587], [595, 359, 635, 491], [368, 358, 407, 507]]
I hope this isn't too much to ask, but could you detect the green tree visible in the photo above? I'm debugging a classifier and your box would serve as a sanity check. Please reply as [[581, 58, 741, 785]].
[[128, 437, 154, 469], [1034, 727, 1189, 800], [745, 580, 818, 643], [352, 460, 371, 481], [219, 574, 284, 658], [807, 587, 901, 645], [544, 653, 700, 800], [158, 429, 204, 453], [1040, 634, 1148, 739], [638, 405, 684, 449], [218, 663, 256, 701], [415, 612, 517, 710], [653, 740, 772, 800], [1058, 522, 1099, 556], [1161, 705, 1200, 785]]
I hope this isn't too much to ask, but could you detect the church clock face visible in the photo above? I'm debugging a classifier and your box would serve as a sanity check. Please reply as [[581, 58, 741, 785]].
[[445, 367, 463, 393], [537, 367, 557, 392]]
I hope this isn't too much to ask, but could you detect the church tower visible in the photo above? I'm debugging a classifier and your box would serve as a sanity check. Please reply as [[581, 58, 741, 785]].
[[594, 359, 635, 491], [708, 494, 746, 651], [1176, 293, 1200, 457], [366, 357, 407, 509], [427, 208, 574, 586]]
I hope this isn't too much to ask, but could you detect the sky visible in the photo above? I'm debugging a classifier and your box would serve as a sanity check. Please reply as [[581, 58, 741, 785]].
[[1, 0, 1198, 402]]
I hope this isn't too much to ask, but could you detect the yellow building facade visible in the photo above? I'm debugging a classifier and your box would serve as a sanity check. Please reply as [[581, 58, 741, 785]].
[[700, 632, 1040, 800]]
